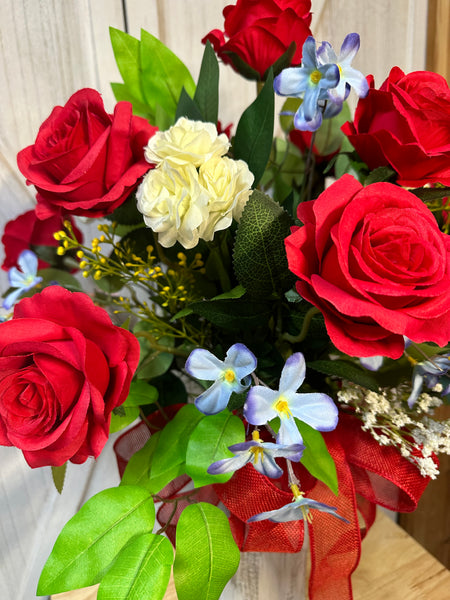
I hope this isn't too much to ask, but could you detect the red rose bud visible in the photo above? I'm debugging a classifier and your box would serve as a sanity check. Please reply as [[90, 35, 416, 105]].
[[1, 209, 82, 271], [203, 0, 312, 80], [285, 174, 450, 359], [0, 286, 140, 467], [342, 68, 450, 187], [17, 88, 158, 218]]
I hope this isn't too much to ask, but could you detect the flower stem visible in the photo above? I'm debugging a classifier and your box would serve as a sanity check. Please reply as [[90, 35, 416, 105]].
[[282, 306, 320, 343]]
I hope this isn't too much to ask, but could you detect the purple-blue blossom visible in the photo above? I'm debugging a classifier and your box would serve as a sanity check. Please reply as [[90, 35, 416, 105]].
[[207, 430, 304, 479], [248, 485, 349, 524], [3, 250, 42, 310], [407, 355, 450, 408], [185, 343, 257, 415], [274, 36, 340, 131], [243, 352, 338, 446]]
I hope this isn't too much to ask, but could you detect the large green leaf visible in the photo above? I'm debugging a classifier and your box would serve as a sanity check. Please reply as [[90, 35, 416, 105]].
[[233, 70, 274, 186], [193, 40, 219, 124], [98, 533, 173, 600], [121, 431, 184, 495], [233, 190, 295, 298], [186, 411, 245, 487], [150, 404, 205, 482], [110, 404, 140, 433], [176, 87, 204, 122], [174, 503, 240, 600], [297, 421, 338, 496], [37, 486, 155, 595], [140, 29, 195, 121], [110, 28, 145, 104], [124, 380, 159, 407]]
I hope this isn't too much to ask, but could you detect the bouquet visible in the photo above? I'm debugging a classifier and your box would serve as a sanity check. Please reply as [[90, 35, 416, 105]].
[[1, 1, 450, 599]]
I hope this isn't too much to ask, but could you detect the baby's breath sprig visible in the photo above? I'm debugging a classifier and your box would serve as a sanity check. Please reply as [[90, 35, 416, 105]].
[[338, 384, 450, 478]]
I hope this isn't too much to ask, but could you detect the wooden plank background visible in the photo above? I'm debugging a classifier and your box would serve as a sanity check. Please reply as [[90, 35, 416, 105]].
[[0, 1, 446, 599]]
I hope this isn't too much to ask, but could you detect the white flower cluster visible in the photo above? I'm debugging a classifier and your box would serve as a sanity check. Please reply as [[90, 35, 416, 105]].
[[338, 385, 450, 479], [137, 117, 254, 249]]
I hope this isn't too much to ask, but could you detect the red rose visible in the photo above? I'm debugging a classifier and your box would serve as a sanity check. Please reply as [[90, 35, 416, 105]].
[[17, 89, 158, 218], [203, 0, 312, 79], [0, 286, 140, 467], [342, 68, 450, 187], [285, 175, 450, 359], [1, 209, 82, 271]]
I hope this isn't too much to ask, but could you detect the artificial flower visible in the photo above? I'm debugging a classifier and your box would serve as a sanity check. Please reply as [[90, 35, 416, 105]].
[[274, 36, 340, 131], [244, 353, 338, 445], [342, 67, 450, 186], [143, 117, 229, 167], [317, 33, 369, 103], [207, 430, 304, 478], [17, 88, 157, 218], [247, 486, 349, 523], [407, 355, 450, 408], [186, 343, 257, 415], [203, 0, 312, 80], [3, 250, 42, 309], [285, 175, 450, 359], [0, 286, 140, 467]]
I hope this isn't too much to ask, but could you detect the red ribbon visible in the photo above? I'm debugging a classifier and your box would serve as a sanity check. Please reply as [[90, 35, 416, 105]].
[[114, 412, 432, 599]]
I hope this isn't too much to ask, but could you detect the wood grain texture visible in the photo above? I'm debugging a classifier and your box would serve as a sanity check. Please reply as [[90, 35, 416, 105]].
[[51, 511, 450, 600], [426, 0, 450, 80]]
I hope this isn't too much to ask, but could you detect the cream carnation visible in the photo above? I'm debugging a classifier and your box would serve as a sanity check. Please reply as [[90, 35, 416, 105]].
[[137, 162, 210, 249], [198, 157, 254, 241], [144, 117, 230, 167]]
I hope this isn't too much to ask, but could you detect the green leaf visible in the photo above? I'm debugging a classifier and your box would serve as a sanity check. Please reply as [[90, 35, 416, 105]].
[[212, 284, 246, 300], [188, 298, 272, 330], [364, 165, 397, 185], [110, 82, 154, 120], [37, 486, 155, 595], [233, 70, 274, 186], [233, 190, 296, 298], [150, 404, 205, 482], [297, 421, 338, 496], [98, 533, 173, 600], [314, 102, 352, 157], [110, 28, 145, 104], [135, 326, 175, 380], [174, 503, 240, 600], [106, 192, 143, 226], [37, 269, 82, 291], [176, 87, 204, 122], [307, 359, 380, 392], [51, 464, 67, 495], [193, 40, 219, 124], [124, 380, 159, 407], [186, 411, 245, 487], [140, 29, 195, 121], [110, 405, 140, 433], [411, 186, 450, 202], [121, 432, 182, 494]]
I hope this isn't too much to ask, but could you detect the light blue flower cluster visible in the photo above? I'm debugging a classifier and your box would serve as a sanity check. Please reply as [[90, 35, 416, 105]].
[[186, 343, 346, 524], [274, 33, 369, 131], [3, 250, 42, 310]]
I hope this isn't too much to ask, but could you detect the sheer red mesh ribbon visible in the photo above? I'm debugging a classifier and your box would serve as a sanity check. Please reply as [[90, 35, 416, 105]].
[[114, 411, 432, 600]]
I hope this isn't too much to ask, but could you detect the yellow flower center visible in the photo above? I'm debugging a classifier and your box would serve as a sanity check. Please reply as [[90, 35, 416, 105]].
[[274, 396, 292, 418], [249, 445, 264, 464], [310, 69, 322, 85], [224, 369, 236, 383]]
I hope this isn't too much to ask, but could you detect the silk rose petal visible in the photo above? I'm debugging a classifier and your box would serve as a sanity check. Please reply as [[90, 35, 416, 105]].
[[0, 286, 140, 467], [285, 174, 450, 358], [17, 88, 158, 218]]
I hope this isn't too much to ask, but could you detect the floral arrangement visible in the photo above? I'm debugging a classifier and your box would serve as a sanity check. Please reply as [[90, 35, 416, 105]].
[[1, 1, 450, 599]]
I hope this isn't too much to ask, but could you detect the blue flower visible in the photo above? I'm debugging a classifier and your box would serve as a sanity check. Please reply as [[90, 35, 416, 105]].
[[243, 353, 338, 446], [248, 485, 349, 524], [317, 33, 369, 104], [274, 36, 340, 131], [407, 355, 450, 408], [185, 343, 257, 415], [207, 430, 304, 479], [3, 250, 43, 310]]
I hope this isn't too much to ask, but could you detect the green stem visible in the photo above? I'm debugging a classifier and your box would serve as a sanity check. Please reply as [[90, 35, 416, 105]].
[[134, 330, 190, 358], [282, 306, 320, 343]]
